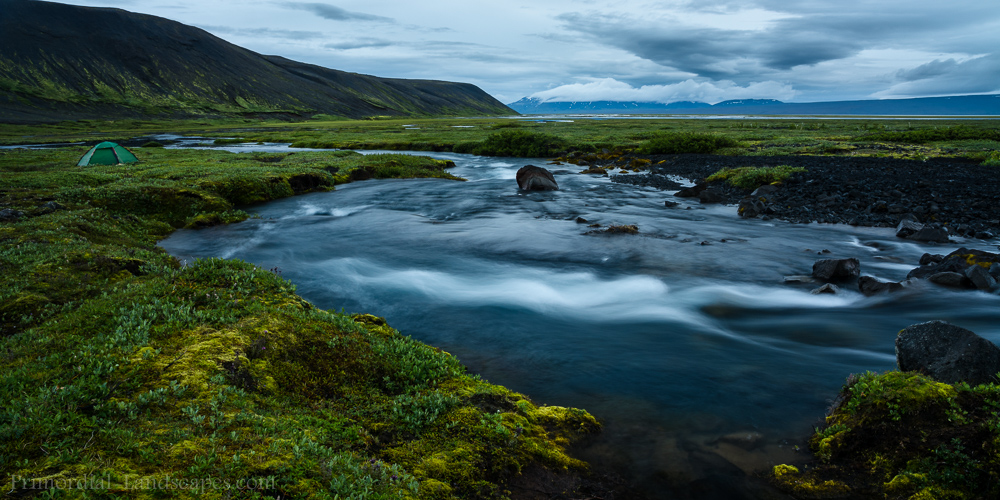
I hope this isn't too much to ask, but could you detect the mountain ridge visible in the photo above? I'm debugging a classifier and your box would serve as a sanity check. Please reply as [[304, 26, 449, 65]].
[[509, 95, 1000, 116], [0, 0, 515, 123]]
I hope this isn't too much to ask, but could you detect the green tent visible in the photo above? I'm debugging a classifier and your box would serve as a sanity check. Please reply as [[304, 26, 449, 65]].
[[77, 142, 139, 166]]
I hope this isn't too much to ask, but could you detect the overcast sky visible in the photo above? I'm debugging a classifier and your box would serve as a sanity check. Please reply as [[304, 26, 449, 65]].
[[53, 0, 1000, 104]]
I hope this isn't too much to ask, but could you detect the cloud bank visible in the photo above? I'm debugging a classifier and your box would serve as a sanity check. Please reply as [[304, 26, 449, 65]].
[[284, 2, 393, 23], [529, 78, 797, 104]]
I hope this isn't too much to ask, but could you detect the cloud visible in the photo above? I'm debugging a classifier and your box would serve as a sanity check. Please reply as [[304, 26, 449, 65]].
[[284, 2, 393, 22], [528, 78, 797, 104], [875, 53, 1000, 97], [324, 38, 394, 50], [202, 25, 323, 41], [554, 2, 1000, 85]]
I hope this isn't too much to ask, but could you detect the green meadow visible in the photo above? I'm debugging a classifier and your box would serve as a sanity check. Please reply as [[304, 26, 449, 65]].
[[2, 116, 1000, 499]]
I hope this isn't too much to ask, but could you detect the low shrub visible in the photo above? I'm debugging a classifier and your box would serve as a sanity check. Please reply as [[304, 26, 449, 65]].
[[862, 125, 1000, 144], [636, 132, 739, 155], [458, 130, 569, 157], [707, 165, 805, 189]]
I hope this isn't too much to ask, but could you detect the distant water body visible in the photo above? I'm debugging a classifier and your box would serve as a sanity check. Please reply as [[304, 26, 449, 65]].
[[159, 146, 1000, 498]]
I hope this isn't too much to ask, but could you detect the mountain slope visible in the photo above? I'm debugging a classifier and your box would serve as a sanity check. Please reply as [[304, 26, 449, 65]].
[[0, 0, 514, 122], [509, 95, 1000, 115]]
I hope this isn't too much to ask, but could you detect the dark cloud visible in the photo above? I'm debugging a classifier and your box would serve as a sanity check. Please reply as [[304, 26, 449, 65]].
[[556, 5, 1000, 83], [880, 53, 1000, 97], [284, 2, 393, 23]]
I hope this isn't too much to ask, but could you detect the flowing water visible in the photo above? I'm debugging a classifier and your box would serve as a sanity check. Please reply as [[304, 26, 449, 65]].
[[159, 147, 1000, 498]]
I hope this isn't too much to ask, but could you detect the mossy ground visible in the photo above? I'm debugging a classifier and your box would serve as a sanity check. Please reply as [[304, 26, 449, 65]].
[[771, 371, 1000, 499], [1, 147, 599, 499], [3, 118, 998, 163]]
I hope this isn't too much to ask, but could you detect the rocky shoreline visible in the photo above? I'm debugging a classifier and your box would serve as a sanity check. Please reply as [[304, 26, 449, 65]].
[[607, 153, 1000, 239]]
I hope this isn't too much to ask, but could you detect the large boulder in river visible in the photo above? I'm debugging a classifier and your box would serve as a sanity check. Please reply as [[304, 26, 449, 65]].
[[896, 320, 1000, 386], [516, 165, 558, 191], [812, 258, 860, 282]]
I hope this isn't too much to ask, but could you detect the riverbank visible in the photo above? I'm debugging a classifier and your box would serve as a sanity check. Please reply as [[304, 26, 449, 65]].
[[0, 147, 620, 499], [607, 153, 1000, 238]]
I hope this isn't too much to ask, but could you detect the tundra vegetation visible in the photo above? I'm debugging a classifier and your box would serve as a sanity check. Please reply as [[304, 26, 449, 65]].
[[0, 147, 600, 499], [2, 116, 1000, 499]]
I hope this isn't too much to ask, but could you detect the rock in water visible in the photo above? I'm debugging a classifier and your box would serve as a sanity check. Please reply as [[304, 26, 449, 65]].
[[812, 258, 861, 282], [698, 188, 724, 204], [516, 165, 558, 191], [896, 320, 1000, 386], [858, 276, 905, 296]]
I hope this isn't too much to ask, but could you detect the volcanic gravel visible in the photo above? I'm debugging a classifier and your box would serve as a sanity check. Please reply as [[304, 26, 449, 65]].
[[610, 154, 1000, 239]]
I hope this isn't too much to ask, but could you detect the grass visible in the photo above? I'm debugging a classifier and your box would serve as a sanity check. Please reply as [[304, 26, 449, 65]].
[[706, 165, 807, 189], [0, 147, 600, 499], [4, 117, 999, 163]]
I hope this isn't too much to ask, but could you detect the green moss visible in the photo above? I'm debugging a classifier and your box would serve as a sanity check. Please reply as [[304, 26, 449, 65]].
[[707, 165, 806, 190], [771, 371, 1000, 499], [0, 146, 597, 499]]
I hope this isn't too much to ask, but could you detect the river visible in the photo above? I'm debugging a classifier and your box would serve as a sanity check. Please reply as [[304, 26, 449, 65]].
[[158, 146, 1000, 498]]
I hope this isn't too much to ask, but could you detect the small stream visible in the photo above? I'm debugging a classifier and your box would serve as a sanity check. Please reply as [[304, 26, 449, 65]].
[[159, 144, 1000, 498]]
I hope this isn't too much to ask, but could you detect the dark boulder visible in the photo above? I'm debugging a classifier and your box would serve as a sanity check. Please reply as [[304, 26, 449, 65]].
[[698, 188, 725, 204], [675, 182, 707, 198], [908, 247, 1000, 280], [895, 219, 922, 239], [894, 219, 950, 243], [812, 258, 861, 282], [858, 276, 905, 296], [928, 272, 971, 288], [896, 320, 1000, 386], [516, 165, 559, 191], [910, 226, 950, 244], [965, 265, 998, 291], [0, 208, 24, 221]]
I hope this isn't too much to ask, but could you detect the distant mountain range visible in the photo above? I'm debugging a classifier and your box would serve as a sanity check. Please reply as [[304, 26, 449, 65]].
[[508, 95, 1000, 116], [0, 0, 513, 123]]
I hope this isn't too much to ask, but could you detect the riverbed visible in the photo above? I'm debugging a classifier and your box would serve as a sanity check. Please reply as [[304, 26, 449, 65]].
[[158, 147, 1000, 498]]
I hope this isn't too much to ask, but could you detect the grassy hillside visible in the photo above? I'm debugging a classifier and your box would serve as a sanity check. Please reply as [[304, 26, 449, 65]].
[[0, 0, 514, 123], [0, 147, 600, 498]]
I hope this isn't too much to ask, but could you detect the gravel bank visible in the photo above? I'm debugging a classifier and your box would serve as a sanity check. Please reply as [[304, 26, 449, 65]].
[[610, 154, 1000, 239]]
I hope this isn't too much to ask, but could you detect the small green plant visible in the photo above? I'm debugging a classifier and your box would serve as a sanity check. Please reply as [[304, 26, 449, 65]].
[[706, 165, 805, 189], [982, 150, 1000, 166], [455, 129, 569, 157], [636, 132, 739, 154]]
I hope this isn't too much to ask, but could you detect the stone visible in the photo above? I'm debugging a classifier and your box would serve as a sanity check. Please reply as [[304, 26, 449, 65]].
[[919, 253, 944, 266], [896, 320, 1000, 386], [516, 165, 558, 191], [812, 258, 861, 282], [964, 265, 998, 291], [579, 166, 608, 176], [991, 263, 1000, 280], [927, 272, 970, 288], [783, 275, 817, 284], [750, 184, 779, 198], [664, 200, 680, 208], [0, 208, 24, 221], [575, 217, 589, 224], [675, 182, 707, 198], [896, 219, 923, 239], [909, 226, 950, 243], [858, 276, 905, 296], [810, 283, 840, 294], [698, 189, 725, 204], [41, 201, 65, 211]]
